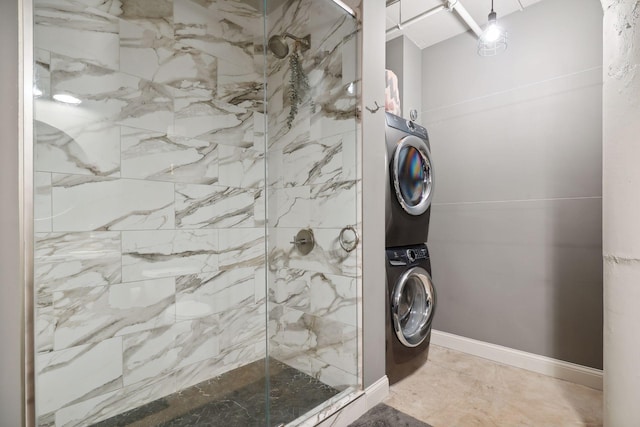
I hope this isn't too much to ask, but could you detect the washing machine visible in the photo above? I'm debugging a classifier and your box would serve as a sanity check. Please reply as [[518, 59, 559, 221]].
[[385, 243, 437, 385], [385, 112, 435, 247]]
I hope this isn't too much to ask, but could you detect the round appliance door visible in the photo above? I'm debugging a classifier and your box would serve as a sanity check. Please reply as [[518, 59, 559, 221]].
[[391, 266, 436, 348], [392, 135, 434, 216]]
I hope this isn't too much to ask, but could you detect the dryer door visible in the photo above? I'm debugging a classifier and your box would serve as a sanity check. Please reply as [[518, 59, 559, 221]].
[[391, 266, 436, 347], [392, 135, 434, 216]]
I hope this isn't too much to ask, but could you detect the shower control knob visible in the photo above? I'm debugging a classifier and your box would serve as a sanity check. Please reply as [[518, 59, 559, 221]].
[[406, 249, 416, 263]]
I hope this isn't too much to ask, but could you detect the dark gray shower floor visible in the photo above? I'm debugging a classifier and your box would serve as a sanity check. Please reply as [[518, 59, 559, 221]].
[[92, 359, 339, 427]]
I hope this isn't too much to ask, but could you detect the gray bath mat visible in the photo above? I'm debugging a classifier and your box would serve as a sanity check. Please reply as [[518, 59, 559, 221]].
[[348, 403, 433, 427]]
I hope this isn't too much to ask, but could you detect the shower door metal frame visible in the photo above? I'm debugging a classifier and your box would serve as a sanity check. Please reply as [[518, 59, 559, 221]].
[[19, 0, 36, 425]]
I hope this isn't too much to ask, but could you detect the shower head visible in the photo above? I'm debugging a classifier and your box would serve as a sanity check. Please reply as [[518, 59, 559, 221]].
[[268, 35, 290, 59], [267, 33, 311, 58]]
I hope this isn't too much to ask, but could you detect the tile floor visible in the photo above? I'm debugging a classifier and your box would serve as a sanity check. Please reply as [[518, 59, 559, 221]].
[[385, 345, 603, 427]]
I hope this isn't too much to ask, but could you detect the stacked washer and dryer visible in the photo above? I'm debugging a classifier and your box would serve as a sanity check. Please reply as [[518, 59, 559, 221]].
[[384, 111, 437, 384]]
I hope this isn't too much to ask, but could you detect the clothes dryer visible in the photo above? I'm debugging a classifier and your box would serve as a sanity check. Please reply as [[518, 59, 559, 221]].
[[385, 243, 437, 384], [385, 112, 434, 247]]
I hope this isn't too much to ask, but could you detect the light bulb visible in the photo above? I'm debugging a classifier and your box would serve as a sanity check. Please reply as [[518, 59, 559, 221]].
[[483, 23, 501, 42], [53, 93, 82, 105]]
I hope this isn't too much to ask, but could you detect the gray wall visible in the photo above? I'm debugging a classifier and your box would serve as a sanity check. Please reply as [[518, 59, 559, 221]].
[[0, 0, 25, 425], [422, 0, 603, 368], [401, 37, 421, 116], [362, 0, 387, 388], [385, 35, 422, 117]]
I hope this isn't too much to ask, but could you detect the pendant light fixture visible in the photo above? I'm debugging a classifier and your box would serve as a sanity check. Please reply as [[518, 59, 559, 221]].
[[478, 0, 507, 56]]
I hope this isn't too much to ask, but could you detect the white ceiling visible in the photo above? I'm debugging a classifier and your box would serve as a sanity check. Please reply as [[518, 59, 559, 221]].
[[386, 0, 543, 49]]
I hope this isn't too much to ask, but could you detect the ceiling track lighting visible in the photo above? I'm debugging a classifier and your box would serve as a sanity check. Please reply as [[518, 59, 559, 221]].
[[478, 0, 507, 57]]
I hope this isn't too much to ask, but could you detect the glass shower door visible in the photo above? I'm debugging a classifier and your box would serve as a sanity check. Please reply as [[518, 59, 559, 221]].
[[30, 0, 359, 425], [32, 0, 271, 425], [264, 0, 360, 424]]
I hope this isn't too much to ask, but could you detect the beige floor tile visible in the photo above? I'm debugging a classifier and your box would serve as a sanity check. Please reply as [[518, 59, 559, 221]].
[[385, 345, 602, 427]]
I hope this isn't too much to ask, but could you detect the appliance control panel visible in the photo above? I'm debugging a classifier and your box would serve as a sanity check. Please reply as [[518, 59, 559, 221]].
[[385, 112, 429, 141], [386, 244, 429, 266]]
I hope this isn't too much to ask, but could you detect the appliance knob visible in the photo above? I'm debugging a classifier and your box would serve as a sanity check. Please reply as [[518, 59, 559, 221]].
[[406, 249, 416, 263]]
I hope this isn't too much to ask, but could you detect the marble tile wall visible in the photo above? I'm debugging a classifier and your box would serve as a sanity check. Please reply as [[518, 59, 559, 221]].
[[33, 0, 267, 425], [264, 0, 361, 392]]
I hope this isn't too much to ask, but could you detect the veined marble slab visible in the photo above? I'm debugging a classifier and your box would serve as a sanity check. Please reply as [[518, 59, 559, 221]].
[[173, 0, 260, 70], [278, 134, 344, 188], [36, 337, 123, 419], [121, 127, 218, 184], [51, 174, 175, 231], [174, 341, 264, 391], [35, 231, 121, 293], [269, 227, 358, 278], [176, 267, 256, 320], [218, 227, 265, 270], [35, 0, 120, 70], [269, 306, 357, 376], [121, 229, 218, 282], [52, 278, 176, 350], [173, 87, 255, 146], [35, 172, 53, 233], [218, 145, 264, 189], [53, 371, 176, 427], [217, 57, 263, 109], [270, 268, 357, 327], [36, 292, 55, 354], [35, 48, 51, 98], [50, 55, 173, 134], [175, 183, 258, 229], [309, 180, 357, 228], [122, 317, 219, 386], [35, 120, 120, 177]]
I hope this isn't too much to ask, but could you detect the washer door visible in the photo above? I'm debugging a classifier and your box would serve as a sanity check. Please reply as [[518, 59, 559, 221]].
[[392, 135, 434, 216], [391, 266, 436, 348]]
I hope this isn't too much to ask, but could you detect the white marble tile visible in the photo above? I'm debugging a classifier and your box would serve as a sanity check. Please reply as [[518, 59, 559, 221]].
[[172, 87, 254, 146], [34, 1, 120, 70], [176, 268, 255, 320], [36, 292, 55, 353], [218, 227, 265, 270], [50, 55, 173, 133], [35, 120, 120, 177], [217, 57, 263, 109], [309, 180, 357, 228], [175, 183, 257, 229], [35, 48, 51, 98], [122, 317, 219, 386], [35, 172, 53, 232], [271, 186, 311, 228], [270, 268, 357, 327], [269, 227, 358, 278], [35, 232, 121, 293], [36, 337, 123, 418], [52, 278, 176, 350], [54, 372, 176, 427], [218, 301, 266, 354], [269, 307, 357, 376], [254, 266, 267, 303], [121, 127, 218, 184], [51, 174, 175, 231], [122, 229, 218, 281], [278, 134, 343, 188], [174, 341, 264, 391], [119, 17, 175, 82], [173, 0, 260, 70], [218, 145, 264, 189]]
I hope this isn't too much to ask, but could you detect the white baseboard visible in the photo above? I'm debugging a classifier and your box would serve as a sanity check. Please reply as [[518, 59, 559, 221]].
[[431, 330, 603, 390], [314, 376, 389, 427], [365, 376, 390, 410]]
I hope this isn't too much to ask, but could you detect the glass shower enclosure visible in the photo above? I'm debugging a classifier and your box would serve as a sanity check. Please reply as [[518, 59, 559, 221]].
[[31, 0, 359, 425]]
